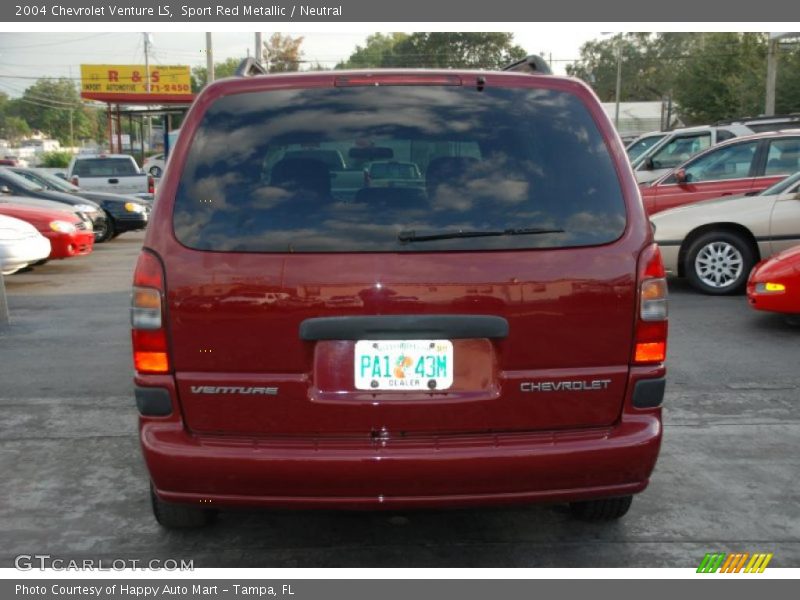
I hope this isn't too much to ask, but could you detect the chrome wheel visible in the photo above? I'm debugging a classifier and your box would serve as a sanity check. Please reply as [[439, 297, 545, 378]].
[[694, 241, 743, 289]]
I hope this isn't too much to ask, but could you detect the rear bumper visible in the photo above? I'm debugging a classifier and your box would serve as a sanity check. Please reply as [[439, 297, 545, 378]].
[[139, 368, 664, 510]]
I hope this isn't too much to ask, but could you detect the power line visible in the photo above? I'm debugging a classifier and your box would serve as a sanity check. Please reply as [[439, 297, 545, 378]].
[[0, 33, 116, 51]]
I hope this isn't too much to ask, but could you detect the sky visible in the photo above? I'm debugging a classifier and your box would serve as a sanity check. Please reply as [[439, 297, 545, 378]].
[[0, 30, 603, 98]]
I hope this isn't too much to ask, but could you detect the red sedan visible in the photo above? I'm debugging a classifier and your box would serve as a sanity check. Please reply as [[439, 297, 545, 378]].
[[747, 245, 800, 315], [0, 203, 94, 260], [640, 130, 800, 215]]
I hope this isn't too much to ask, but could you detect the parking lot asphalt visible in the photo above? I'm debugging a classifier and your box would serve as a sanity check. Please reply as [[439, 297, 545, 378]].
[[1, 232, 798, 569]]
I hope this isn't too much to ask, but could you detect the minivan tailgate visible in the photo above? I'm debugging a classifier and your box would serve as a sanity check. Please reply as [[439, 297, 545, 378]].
[[167, 248, 636, 436]]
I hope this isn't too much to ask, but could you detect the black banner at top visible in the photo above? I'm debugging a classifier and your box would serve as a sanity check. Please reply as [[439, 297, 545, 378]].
[[1, 0, 798, 22]]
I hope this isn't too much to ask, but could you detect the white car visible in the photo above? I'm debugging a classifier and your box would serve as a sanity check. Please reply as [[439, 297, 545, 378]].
[[652, 170, 800, 295], [0, 214, 51, 275], [143, 154, 165, 178], [631, 124, 754, 185]]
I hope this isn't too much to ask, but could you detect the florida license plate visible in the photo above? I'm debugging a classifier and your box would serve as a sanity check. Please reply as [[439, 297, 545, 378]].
[[354, 340, 453, 391]]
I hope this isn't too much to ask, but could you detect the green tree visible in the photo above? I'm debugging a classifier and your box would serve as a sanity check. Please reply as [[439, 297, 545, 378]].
[[191, 57, 244, 92], [336, 33, 408, 69], [567, 32, 800, 124], [0, 115, 31, 143], [39, 150, 73, 168], [386, 32, 527, 69], [673, 33, 767, 123], [15, 78, 92, 146], [262, 33, 304, 73], [567, 33, 698, 102]]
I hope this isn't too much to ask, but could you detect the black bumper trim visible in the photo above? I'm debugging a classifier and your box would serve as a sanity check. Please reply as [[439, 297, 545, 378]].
[[299, 314, 509, 341], [632, 377, 666, 409], [135, 386, 173, 416]]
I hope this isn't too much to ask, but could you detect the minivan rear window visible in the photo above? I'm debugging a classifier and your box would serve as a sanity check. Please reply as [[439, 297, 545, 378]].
[[173, 85, 626, 252]]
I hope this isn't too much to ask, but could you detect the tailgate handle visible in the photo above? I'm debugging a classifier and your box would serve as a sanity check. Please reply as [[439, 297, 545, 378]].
[[108, 178, 119, 184], [299, 315, 509, 341]]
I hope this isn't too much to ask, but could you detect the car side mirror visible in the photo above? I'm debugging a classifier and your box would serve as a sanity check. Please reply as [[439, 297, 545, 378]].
[[0, 185, 12, 194], [674, 168, 688, 184]]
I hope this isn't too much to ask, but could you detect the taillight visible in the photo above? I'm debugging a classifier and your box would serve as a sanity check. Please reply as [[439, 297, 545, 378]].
[[131, 251, 169, 373], [634, 244, 668, 364], [147, 175, 155, 195], [71, 175, 79, 186]]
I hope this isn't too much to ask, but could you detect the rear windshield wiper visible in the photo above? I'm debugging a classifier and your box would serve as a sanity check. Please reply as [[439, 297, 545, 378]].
[[397, 227, 565, 243]]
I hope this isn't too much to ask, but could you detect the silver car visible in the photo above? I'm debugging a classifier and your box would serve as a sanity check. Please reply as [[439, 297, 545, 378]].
[[653, 171, 800, 295]]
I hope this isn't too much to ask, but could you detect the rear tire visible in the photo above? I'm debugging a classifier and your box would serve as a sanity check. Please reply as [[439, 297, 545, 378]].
[[569, 495, 633, 521], [150, 485, 215, 529], [684, 231, 755, 295]]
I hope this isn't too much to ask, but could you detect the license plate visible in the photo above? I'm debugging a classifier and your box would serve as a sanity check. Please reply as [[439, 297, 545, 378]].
[[354, 340, 453, 391]]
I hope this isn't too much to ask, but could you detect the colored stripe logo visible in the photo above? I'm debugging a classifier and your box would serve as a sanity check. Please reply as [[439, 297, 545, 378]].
[[697, 552, 773, 573]]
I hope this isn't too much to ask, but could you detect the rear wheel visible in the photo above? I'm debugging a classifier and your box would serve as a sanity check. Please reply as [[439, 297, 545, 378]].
[[569, 495, 633, 521], [685, 231, 755, 295], [150, 485, 215, 529]]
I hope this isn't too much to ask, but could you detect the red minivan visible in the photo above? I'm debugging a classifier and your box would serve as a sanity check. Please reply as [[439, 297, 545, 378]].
[[131, 66, 668, 527]]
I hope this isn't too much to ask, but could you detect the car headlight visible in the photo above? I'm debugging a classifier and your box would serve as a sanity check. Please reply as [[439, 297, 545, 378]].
[[124, 202, 146, 213], [49, 220, 77, 233]]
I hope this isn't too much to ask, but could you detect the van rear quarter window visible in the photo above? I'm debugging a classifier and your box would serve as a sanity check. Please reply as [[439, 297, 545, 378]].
[[173, 85, 626, 252]]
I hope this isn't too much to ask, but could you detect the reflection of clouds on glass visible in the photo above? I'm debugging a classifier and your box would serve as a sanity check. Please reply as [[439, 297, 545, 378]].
[[566, 211, 626, 237], [173, 85, 627, 252]]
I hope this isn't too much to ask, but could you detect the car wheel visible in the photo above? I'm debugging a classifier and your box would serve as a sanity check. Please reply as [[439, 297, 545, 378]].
[[94, 213, 114, 243], [149, 166, 162, 178], [101, 213, 117, 242], [569, 495, 633, 521], [150, 484, 215, 529], [685, 231, 755, 295]]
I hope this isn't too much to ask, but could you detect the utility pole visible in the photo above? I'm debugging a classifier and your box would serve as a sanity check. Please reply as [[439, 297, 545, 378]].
[[255, 32, 263, 66], [206, 32, 214, 83], [69, 109, 74, 149], [144, 32, 151, 93], [143, 32, 152, 154], [0, 271, 8, 327], [614, 37, 622, 128], [765, 37, 778, 116]]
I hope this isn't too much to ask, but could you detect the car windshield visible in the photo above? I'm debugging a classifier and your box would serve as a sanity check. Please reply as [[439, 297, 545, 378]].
[[174, 84, 627, 253], [0, 167, 45, 191], [17, 169, 79, 193], [760, 170, 800, 195], [627, 134, 666, 161]]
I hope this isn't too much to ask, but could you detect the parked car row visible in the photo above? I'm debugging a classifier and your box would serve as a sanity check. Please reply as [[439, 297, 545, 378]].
[[0, 165, 150, 275], [630, 124, 799, 316]]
